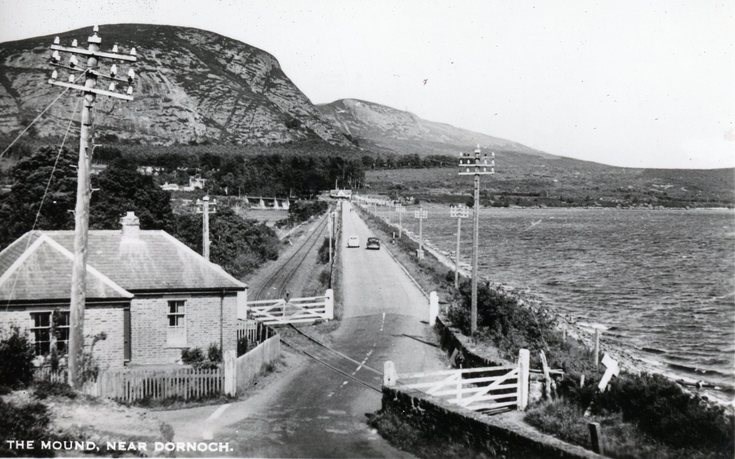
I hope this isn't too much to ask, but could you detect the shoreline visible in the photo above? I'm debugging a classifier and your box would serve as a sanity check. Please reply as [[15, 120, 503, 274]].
[[360, 201, 735, 406]]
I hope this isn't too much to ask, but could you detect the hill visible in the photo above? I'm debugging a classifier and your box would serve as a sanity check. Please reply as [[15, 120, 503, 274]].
[[317, 98, 555, 159], [0, 24, 352, 147]]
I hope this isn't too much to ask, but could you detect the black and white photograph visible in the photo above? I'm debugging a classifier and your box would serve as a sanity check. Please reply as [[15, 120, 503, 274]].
[[0, 1, 733, 457]]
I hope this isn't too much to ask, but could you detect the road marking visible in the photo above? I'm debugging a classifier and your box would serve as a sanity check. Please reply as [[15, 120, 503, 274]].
[[208, 403, 231, 421], [202, 403, 231, 440]]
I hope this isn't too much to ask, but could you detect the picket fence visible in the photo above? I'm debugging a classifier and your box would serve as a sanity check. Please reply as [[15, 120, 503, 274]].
[[33, 323, 280, 403], [92, 367, 224, 403]]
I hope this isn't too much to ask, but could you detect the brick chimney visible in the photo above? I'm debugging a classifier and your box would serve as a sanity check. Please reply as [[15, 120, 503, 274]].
[[120, 211, 140, 238]]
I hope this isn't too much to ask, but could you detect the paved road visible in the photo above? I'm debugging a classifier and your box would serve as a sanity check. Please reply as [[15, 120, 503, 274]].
[[163, 201, 446, 458]]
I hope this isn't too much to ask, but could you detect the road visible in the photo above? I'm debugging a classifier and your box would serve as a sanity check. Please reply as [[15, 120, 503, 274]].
[[176, 200, 447, 458]]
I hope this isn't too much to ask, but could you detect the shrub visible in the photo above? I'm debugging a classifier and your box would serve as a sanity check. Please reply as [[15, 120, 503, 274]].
[[207, 343, 222, 363], [317, 237, 331, 264], [181, 347, 204, 365], [33, 381, 77, 400], [0, 399, 53, 457], [237, 337, 249, 357], [318, 268, 331, 288], [594, 373, 735, 452], [0, 326, 35, 389]]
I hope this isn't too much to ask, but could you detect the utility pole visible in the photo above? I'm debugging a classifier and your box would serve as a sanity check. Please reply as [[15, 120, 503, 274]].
[[196, 195, 217, 260], [49, 25, 137, 389], [395, 204, 405, 238], [458, 144, 494, 335], [449, 205, 470, 289], [413, 207, 428, 259], [327, 210, 334, 266]]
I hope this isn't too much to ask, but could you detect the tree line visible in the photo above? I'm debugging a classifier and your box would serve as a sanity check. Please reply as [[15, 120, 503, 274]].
[[0, 147, 278, 278]]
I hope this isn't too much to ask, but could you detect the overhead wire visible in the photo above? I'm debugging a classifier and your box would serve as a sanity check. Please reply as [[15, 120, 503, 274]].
[[4, 96, 82, 310], [0, 72, 84, 160]]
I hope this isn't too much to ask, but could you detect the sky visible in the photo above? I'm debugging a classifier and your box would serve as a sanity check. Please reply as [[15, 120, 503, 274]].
[[0, 0, 733, 169]]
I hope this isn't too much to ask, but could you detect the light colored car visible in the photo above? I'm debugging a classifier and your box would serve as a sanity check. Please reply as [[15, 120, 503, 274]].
[[347, 235, 360, 248]]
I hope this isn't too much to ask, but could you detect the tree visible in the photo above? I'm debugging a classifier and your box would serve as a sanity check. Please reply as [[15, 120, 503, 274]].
[[90, 158, 174, 231], [174, 208, 278, 278], [0, 147, 176, 250], [0, 146, 77, 248]]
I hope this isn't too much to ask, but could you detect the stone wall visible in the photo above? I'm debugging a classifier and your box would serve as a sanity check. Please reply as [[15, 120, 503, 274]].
[[381, 385, 600, 459]]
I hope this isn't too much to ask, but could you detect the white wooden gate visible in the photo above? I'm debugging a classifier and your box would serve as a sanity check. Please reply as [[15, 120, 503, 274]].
[[384, 349, 530, 413], [246, 289, 333, 325]]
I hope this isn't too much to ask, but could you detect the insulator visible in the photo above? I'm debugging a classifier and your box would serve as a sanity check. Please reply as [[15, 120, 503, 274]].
[[130, 47, 137, 56], [127, 68, 136, 82], [51, 70, 58, 80], [112, 44, 119, 53], [126, 86, 133, 95], [71, 39, 78, 47], [51, 50, 60, 63], [69, 55, 78, 68], [108, 82, 116, 91], [53, 36, 60, 45], [110, 64, 117, 77], [68, 74, 75, 83]]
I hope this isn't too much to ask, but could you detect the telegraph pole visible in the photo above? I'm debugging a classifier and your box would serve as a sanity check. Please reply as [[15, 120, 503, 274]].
[[49, 25, 137, 389], [413, 207, 428, 259], [449, 205, 470, 289], [395, 204, 405, 238], [458, 145, 494, 334], [196, 195, 217, 260]]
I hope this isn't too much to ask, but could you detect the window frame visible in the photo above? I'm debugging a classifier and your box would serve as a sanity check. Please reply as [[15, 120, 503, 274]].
[[29, 310, 70, 356], [166, 299, 187, 347]]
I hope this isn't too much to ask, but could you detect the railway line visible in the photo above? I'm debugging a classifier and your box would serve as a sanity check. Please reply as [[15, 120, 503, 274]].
[[249, 210, 332, 300]]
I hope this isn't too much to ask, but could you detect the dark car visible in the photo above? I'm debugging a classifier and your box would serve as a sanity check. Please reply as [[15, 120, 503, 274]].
[[366, 237, 381, 250]]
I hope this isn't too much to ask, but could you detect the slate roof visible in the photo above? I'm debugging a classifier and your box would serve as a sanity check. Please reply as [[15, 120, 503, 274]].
[[0, 233, 133, 302], [0, 229, 246, 303]]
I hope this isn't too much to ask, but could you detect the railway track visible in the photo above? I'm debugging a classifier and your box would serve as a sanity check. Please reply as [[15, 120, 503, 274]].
[[250, 211, 332, 300], [282, 324, 383, 393]]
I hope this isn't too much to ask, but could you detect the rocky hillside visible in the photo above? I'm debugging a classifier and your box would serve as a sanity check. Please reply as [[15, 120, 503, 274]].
[[0, 24, 352, 147], [318, 98, 555, 158]]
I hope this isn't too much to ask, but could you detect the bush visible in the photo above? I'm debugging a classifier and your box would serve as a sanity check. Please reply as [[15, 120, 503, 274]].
[[318, 268, 331, 288], [317, 237, 332, 264], [181, 347, 204, 365], [0, 326, 35, 389], [594, 373, 734, 452], [33, 381, 77, 400], [237, 337, 249, 357], [207, 343, 222, 363], [0, 399, 54, 457]]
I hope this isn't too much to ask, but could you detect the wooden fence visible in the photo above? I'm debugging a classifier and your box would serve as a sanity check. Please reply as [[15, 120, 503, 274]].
[[384, 349, 530, 413], [92, 366, 223, 403], [246, 289, 333, 325]]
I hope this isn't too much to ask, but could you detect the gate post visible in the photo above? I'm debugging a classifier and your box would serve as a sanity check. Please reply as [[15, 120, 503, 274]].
[[223, 350, 237, 397], [428, 291, 439, 326], [383, 361, 397, 387], [325, 289, 334, 320], [517, 348, 530, 410]]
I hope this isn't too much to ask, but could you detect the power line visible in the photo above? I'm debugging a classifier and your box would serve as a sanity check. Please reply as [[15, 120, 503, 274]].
[[0, 72, 84, 160], [4, 97, 82, 311]]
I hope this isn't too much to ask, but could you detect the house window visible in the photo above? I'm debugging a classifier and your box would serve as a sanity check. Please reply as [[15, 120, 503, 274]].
[[167, 300, 186, 347], [29, 311, 70, 356]]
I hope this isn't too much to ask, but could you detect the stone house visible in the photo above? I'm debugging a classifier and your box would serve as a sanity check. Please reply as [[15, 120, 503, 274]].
[[0, 212, 247, 369]]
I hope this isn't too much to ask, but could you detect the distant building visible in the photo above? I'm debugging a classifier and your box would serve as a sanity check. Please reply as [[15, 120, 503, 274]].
[[0, 212, 247, 369], [161, 182, 180, 191], [330, 189, 352, 199]]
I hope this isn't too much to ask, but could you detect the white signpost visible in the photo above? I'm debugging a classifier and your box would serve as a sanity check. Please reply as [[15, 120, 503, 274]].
[[597, 353, 620, 392]]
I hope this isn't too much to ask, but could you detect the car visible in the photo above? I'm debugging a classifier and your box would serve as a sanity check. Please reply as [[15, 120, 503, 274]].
[[347, 235, 360, 248], [366, 237, 381, 250]]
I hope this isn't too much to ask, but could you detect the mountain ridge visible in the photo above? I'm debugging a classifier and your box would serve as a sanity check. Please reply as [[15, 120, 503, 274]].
[[0, 23, 353, 147]]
